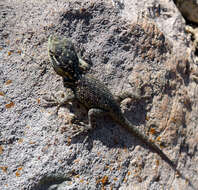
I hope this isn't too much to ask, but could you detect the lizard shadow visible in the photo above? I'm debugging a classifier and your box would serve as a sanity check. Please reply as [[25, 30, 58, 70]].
[[67, 101, 197, 189], [69, 97, 151, 150]]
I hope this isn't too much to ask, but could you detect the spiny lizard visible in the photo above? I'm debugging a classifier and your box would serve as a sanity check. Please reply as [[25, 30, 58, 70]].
[[45, 35, 180, 174]]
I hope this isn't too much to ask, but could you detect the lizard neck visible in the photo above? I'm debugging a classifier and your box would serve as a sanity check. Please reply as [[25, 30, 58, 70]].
[[62, 74, 82, 89]]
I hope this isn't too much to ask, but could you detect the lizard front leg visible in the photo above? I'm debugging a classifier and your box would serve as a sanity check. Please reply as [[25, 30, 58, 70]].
[[42, 88, 75, 114]]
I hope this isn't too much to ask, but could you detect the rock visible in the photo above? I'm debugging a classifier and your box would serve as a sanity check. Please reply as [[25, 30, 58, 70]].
[[0, 0, 198, 189], [174, 0, 198, 24]]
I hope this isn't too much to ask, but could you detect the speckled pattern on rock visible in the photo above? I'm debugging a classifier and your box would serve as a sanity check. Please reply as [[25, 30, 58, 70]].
[[0, 0, 198, 190]]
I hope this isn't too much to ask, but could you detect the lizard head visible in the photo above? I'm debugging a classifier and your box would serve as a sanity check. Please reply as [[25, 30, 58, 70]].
[[48, 35, 80, 80]]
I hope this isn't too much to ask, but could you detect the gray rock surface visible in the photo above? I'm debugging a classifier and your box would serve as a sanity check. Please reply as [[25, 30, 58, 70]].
[[0, 0, 198, 189]]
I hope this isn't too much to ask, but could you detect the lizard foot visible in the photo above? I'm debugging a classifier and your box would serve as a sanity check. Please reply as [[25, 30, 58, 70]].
[[41, 90, 75, 114]]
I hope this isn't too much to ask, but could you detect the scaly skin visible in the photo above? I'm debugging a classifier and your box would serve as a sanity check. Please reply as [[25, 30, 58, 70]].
[[46, 35, 180, 173]]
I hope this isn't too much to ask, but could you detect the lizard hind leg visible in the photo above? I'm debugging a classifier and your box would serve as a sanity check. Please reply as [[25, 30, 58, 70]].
[[115, 90, 150, 104], [70, 108, 107, 138], [87, 108, 107, 130]]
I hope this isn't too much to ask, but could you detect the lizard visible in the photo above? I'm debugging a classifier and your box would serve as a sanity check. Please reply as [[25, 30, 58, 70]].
[[45, 35, 181, 174]]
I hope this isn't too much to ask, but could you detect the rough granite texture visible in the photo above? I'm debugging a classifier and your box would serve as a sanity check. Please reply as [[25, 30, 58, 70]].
[[0, 0, 198, 189]]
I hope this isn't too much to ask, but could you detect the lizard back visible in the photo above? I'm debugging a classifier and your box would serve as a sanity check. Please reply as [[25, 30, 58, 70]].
[[73, 75, 122, 116]]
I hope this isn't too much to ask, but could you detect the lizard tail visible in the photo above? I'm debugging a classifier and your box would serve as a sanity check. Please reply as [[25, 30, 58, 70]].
[[117, 116, 179, 173], [121, 118, 197, 187]]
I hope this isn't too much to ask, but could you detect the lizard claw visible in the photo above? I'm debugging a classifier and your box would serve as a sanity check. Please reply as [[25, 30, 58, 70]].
[[40, 95, 63, 115]]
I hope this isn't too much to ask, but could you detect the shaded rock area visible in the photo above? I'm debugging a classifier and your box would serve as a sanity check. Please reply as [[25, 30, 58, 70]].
[[174, 0, 198, 24], [0, 0, 198, 189]]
